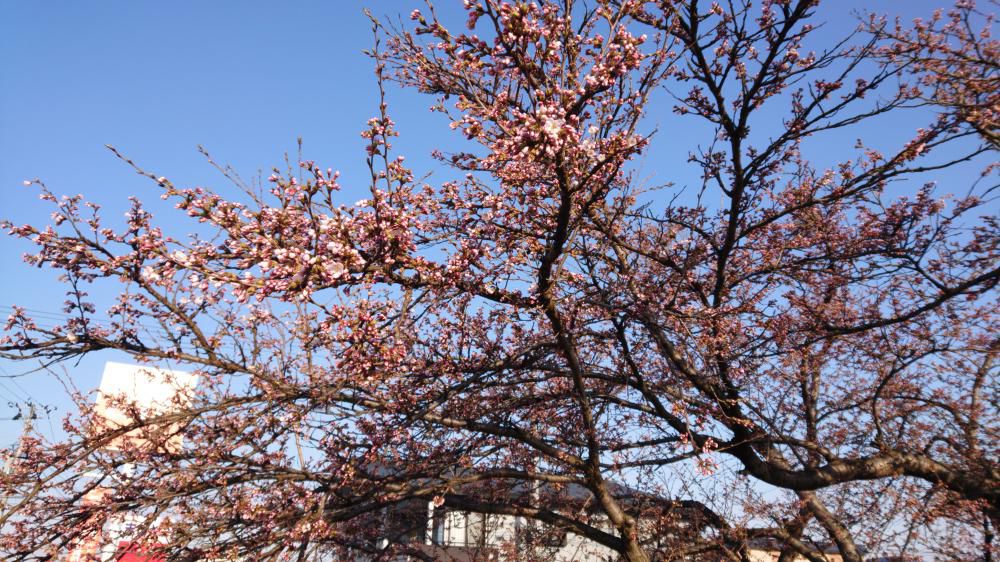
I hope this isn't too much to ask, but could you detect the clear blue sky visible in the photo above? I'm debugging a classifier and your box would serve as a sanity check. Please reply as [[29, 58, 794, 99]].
[[0, 0, 456, 442], [0, 0, 977, 444]]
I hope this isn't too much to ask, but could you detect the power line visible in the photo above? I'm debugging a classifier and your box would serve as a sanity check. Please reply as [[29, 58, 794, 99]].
[[0, 305, 175, 334], [2, 368, 31, 400], [0, 368, 19, 403], [0, 386, 18, 404], [0, 365, 32, 402], [45, 410, 57, 441], [0, 304, 207, 342], [0, 380, 27, 404], [0, 305, 271, 359]]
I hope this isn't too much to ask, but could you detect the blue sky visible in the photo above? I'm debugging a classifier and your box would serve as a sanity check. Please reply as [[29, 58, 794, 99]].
[[0, 0, 980, 445], [0, 0, 451, 442]]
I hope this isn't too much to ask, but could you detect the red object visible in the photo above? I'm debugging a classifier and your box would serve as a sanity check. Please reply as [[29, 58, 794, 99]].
[[117, 542, 166, 562]]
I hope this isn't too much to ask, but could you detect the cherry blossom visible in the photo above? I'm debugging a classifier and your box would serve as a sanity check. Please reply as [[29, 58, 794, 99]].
[[1, 2, 997, 561]]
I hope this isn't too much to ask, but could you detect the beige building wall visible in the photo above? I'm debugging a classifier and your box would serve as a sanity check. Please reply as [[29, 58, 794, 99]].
[[92, 361, 198, 452]]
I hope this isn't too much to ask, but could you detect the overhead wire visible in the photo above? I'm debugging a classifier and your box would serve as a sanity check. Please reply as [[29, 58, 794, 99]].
[[0, 305, 170, 336], [0, 366, 28, 404], [0, 339, 62, 442], [0, 304, 281, 363], [0, 304, 230, 344]]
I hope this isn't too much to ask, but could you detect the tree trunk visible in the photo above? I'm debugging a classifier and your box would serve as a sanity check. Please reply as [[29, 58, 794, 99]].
[[623, 541, 651, 562]]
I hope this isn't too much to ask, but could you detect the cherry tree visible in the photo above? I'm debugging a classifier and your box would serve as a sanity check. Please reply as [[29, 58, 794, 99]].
[[1, 1, 997, 561]]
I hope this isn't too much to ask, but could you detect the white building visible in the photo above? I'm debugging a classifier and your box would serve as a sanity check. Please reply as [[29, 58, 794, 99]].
[[419, 506, 617, 561], [353, 486, 848, 562], [352, 480, 714, 562]]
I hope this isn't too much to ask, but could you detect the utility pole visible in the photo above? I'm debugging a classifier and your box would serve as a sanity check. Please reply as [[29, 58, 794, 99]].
[[3, 402, 36, 472], [2, 401, 54, 506]]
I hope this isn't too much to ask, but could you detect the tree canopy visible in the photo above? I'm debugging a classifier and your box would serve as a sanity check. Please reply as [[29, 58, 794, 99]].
[[2, 1, 998, 560]]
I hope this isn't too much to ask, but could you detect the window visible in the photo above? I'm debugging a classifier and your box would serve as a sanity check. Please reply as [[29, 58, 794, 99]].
[[430, 509, 498, 547], [466, 511, 487, 547], [431, 508, 446, 545]]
